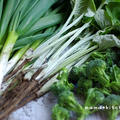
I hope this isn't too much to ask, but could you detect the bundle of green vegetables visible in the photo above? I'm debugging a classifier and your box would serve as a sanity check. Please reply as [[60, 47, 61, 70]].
[[50, 0, 120, 120], [0, 0, 65, 86], [51, 48, 120, 120], [0, 0, 119, 119]]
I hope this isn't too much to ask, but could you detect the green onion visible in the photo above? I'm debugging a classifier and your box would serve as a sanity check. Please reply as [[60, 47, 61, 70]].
[[0, 0, 18, 45], [0, 0, 58, 87]]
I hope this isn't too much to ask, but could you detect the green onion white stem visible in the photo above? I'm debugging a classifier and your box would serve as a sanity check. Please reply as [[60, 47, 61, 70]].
[[58, 43, 90, 70], [6, 38, 44, 76], [47, 45, 98, 78], [55, 26, 90, 59], [24, 40, 62, 80], [6, 45, 30, 74], [50, 22, 90, 61], [24, 22, 93, 82], [45, 44, 91, 78], [0, 31, 18, 87], [33, 14, 84, 55], [32, 28, 79, 58], [36, 75, 58, 97], [26, 35, 88, 80], [60, 14, 84, 35], [0, 0, 58, 87], [24, 50, 50, 80], [1, 79, 13, 95], [6, 25, 58, 75], [74, 53, 91, 67], [35, 35, 93, 81]]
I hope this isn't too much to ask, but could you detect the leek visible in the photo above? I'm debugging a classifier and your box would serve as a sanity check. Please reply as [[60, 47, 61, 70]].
[[0, 0, 58, 87]]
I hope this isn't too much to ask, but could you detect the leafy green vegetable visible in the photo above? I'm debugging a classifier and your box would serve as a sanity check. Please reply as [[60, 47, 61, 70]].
[[110, 82, 120, 93], [16, 0, 58, 35], [52, 104, 70, 120], [95, 9, 112, 29], [71, 0, 96, 18], [93, 34, 120, 50], [68, 65, 87, 84], [85, 88, 105, 107], [14, 32, 53, 49], [24, 13, 64, 36], [87, 59, 110, 87], [51, 68, 74, 96], [106, 0, 120, 2], [77, 88, 104, 120], [105, 49, 117, 67], [0, 0, 59, 86], [112, 65, 120, 82], [1, 0, 120, 119], [110, 65, 120, 93], [106, 2, 120, 25], [77, 79, 93, 96], [91, 51, 105, 60], [102, 94, 120, 120], [58, 90, 83, 113]]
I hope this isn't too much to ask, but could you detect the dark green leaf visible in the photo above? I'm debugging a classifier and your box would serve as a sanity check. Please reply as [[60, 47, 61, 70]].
[[16, 0, 58, 35], [14, 32, 52, 49], [24, 13, 63, 36], [95, 9, 112, 29], [0, 0, 18, 43], [9, 0, 33, 31], [0, 0, 3, 21], [106, 2, 120, 25]]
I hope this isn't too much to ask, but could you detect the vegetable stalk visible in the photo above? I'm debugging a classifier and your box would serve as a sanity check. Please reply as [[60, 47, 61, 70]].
[[0, 31, 18, 86]]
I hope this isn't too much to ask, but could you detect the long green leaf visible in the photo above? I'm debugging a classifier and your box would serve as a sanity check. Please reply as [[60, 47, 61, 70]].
[[25, 13, 63, 36], [106, 2, 120, 25], [16, 0, 58, 35], [14, 26, 57, 50], [9, 0, 36, 31], [20, 0, 40, 20], [14, 33, 53, 49], [0, 0, 17, 43], [0, 0, 3, 21]]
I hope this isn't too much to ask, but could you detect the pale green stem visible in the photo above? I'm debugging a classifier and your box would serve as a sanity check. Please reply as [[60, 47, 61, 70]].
[[51, 22, 90, 60], [75, 53, 91, 67], [67, 44, 91, 69], [36, 31, 91, 80], [77, 114, 86, 120], [0, 31, 18, 87], [32, 28, 79, 58], [43, 45, 98, 79], [36, 75, 58, 97], [98, 1, 107, 11], [33, 14, 83, 59], [6, 44, 30, 74], [13, 39, 44, 71], [31, 39, 44, 50], [60, 10, 74, 31], [24, 50, 50, 80], [62, 14, 83, 34]]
